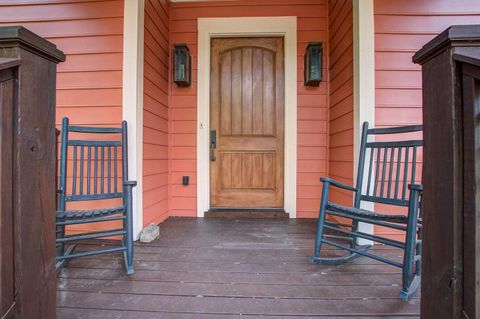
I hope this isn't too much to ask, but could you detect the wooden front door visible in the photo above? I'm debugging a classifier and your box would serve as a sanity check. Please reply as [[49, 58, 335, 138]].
[[210, 37, 284, 208]]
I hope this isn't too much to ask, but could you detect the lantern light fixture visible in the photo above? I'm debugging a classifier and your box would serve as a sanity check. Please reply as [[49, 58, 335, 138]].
[[304, 42, 323, 87], [173, 43, 191, 87]]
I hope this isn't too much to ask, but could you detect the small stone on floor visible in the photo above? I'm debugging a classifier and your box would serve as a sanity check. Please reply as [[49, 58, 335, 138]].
[[139, 224, 160, 243]]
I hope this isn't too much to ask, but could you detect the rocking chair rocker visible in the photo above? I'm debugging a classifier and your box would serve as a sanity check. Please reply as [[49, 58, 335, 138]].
[[56, 117, 137, 274], [310, 122, 423, 301]]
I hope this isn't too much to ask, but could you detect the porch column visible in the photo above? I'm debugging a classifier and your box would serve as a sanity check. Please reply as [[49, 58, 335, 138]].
[[123, 0, 145, 239], [353, 0, 375, 240]]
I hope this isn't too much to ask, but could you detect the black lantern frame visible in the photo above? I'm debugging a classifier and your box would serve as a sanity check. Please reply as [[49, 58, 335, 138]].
[[173, 43, 191, 87], [304, 42, 323, 87]]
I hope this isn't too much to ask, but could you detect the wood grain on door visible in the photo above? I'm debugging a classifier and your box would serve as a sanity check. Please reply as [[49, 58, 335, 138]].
[[210, 37, 284, 208]]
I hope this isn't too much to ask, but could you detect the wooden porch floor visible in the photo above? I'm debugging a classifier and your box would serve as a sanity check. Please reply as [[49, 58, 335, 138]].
[[57, 218, 420, 318]]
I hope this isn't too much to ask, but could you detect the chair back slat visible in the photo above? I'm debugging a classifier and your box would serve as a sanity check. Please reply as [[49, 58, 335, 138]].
[[394, 146, 402, 199], [386, 147, 395, 198], [380, 147, 388, 197], [114, 146, 118, 193], [72, 146, 77, 196], [101, 146, 105, 194], [87, 146, 91, 195], [402, 147, 410, 200], [94, 146, 98, 195], [366, 147, 374, 196], [373, 147, 381, 197], [108, 146, 111, 194], [79, 146, 84, 195], [355, 122, 423, 207], [58, 117, 128, 203]]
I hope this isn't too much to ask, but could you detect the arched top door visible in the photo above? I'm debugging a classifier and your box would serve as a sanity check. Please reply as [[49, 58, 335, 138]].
[[210, 37, 285, 208]]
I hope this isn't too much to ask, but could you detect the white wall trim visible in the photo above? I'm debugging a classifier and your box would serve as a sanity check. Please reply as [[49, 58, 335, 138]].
[[353, 0, 375, 240], [123, 0, 144, 239], [196, 16, 297, 218]]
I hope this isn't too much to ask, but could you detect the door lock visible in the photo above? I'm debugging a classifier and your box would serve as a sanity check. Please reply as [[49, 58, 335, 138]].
[[210, 129, 217, 161]]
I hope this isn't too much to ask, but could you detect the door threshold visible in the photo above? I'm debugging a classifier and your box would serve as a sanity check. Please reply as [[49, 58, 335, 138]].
[[205, 208, 289, 219]]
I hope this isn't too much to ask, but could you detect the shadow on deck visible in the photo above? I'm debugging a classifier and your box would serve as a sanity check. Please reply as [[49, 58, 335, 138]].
[[57, 218, 420, 318]]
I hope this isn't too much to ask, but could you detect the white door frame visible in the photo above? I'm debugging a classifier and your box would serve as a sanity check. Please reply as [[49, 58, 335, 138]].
[[196, 17, 297, 218]]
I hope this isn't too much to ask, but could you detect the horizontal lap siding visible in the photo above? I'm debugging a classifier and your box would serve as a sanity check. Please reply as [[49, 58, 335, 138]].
[[170, 0, 329, 218], [374, 0, 480, 240], [0, 0, 124, 126], [375, 0, 480, 128], [143, 0, 170, 226], [327, 0, 354, 211], [0, 0, 124, 234]]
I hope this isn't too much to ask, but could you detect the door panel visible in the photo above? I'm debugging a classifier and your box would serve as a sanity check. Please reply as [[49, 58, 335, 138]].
[[210, 37, 284, 208]]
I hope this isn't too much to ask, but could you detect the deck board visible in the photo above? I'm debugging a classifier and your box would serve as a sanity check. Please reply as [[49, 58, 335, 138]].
[[57, 218, 420, 318]]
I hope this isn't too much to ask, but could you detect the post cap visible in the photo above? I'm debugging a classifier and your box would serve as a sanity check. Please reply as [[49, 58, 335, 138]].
[[0, 26, 65, 63], [413, 25, 480, 65]]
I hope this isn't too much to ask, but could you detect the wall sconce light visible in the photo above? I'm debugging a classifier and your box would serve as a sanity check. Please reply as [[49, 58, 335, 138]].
[[304, 42, 323, 87], [173, 43, 191, 87]]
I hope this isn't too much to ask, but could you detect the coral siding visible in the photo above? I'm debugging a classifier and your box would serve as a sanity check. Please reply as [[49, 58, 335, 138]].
[[143, 0, 170, 226], [375, 0, 480, 127], [169, 0, 329, 218], [327, 0, 354, 210], [5, 0, 476, 235], [373, 0, 480, 239], [0, 0, 124, 234], [0, 0, 124, 126]]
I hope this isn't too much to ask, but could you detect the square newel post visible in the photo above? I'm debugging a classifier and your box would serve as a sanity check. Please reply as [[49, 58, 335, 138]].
[[413, 25, 480, 319], [0, 26, 65, 319]]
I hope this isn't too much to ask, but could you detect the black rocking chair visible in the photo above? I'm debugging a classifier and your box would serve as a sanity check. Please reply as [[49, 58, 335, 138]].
[[310, 122, 423, 301], [56, 117, 137, 274]]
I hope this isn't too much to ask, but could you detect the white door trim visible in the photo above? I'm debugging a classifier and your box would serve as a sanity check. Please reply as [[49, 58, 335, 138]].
[[123, 0, 144, 239], [353, 0, 375, 240], [196, 16, 297, 218]]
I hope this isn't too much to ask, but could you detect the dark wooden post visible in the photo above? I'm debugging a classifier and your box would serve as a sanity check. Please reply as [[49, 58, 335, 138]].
[[413, 25, 480, 319], [0, 26, 65, 319]]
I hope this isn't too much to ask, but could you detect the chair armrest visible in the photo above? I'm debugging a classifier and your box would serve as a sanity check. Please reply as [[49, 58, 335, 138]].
[[123, 181, 137, 187], [320, 177, 357, 192], [408, 184, 423, 192]]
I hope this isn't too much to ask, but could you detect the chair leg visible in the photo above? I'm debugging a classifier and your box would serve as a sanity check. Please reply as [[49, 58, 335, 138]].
[[310, 182, 330, 264], [415, 216, 422, 277], [310, 204, 327, 260], [400, 272, 421, 301], [123, 234, 134, 275], [56, 224, 65, 256], [55, 224, 78, 272], [123, 188, 135, 275], [400, 192, 421, 301], [400, 234, 421, 301], [55, 244, 77, 273], [309, 183, 367, 265], [350, 219, 359, 248]]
